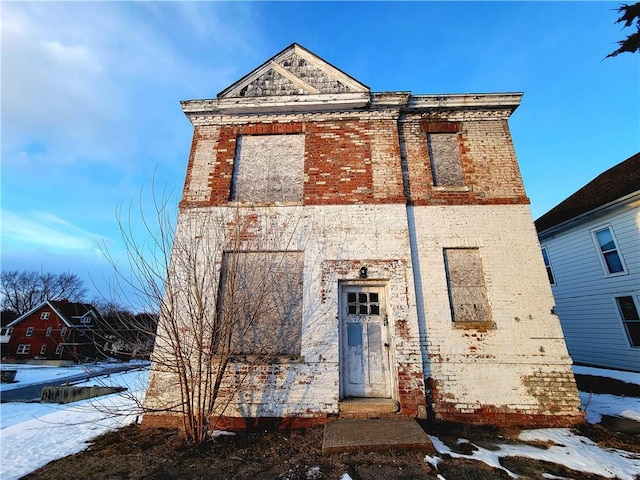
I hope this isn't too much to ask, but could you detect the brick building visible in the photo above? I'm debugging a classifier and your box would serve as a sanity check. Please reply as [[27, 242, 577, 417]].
[[143, 44, 582, 430]]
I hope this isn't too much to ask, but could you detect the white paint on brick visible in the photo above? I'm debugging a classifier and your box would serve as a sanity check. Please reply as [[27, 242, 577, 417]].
[[145, 204, 581, 420]]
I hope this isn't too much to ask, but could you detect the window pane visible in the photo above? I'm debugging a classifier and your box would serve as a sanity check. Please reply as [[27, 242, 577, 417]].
[[617, 297, 639, 321], [359, 293, 368, 303], [369, 293, 379, 303], [370, 305, 380, 315], [359, 305, 369, 315], [604, 251, 624, 274], [347, 292, 357, 303], [625, 322, 640, 347], [348, 305, 357, 315], [596, 229, 615, 251], [541, 248, 550, 265], [546, 267, 556, 285]]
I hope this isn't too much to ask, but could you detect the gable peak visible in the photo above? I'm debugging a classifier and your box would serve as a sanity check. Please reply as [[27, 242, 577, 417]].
[[218, 43, 369, 99]]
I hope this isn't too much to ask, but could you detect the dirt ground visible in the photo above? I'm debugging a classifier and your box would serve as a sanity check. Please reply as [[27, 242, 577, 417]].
[[22, 417, 639, 480], [20, 374, 640, 480]]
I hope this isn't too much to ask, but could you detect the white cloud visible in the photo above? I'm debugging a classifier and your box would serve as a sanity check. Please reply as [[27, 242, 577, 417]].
[[0, 2, 257, 171], [1, 209, 106, 252]]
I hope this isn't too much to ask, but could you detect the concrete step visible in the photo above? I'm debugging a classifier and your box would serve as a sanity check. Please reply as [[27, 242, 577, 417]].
[[339, 397, 400, 416], [322, 417, 434, 455]]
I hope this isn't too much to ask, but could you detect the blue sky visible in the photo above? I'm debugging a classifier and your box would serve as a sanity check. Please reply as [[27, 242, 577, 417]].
[[2, 1, 638, 302]]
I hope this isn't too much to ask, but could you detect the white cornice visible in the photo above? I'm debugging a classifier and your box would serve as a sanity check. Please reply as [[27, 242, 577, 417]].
[[405, 93, 523, 112], [181, 91, 524, 122], [182, 92, 371, 117]]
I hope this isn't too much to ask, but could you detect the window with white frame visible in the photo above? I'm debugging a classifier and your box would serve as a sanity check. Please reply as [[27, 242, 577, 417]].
[[17, 344, 31, 354], [46, 326, 52, 337], [615, 296, 640, 347], [40, 344, 47, 355], [60, 327, 67, 337], [443, 248, 492, 325], [231, 134, 305, 203], [592, 226, 626, 275], [40, 312, 50, 320], [541, 247, 556, 285], [26, 327, 34, 336], [55, 344, 64, 355]]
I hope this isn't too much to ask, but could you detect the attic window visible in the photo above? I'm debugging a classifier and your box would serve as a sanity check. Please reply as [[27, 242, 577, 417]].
[[231, 134, 305, 204], [40, 312, 50, 320]]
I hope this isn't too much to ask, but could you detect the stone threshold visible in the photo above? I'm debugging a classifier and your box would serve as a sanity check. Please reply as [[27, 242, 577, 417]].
[[339, 397, 400, 416]]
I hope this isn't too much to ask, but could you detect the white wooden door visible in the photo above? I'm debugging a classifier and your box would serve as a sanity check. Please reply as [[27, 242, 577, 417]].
[[341, 285, 390, 398]]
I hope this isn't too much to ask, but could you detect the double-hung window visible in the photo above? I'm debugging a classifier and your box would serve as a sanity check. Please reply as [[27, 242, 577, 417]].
[[615, 296, 640, 347], [541, 247, 556, 285], [592, 226, 626, 275], [17, 344, 30, 354], [26, 327, 34, 336]]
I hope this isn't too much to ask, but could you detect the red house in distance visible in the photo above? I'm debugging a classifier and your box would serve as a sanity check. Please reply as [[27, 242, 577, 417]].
[[2, 300, 101, 362]]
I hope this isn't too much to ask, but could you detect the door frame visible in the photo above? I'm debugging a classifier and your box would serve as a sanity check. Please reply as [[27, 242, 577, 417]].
[[338, 280, 395, 399]]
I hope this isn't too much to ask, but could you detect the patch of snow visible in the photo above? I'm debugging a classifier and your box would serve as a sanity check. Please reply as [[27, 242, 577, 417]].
[[0, 364, 85, 391], [580, 391, 640, 424], [518, 429, 640, 480], [573, 365, 640, 385], [424, 453, 442, 470], [210, 430, 236, 438], [339, 474, 353, 480], [0, 369, 148, 480], [428, 435, 518, 478], [428, 428, 640, 480]]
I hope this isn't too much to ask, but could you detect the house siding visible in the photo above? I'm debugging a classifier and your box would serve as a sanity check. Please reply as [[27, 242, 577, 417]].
[[540, 199, 640, 372]]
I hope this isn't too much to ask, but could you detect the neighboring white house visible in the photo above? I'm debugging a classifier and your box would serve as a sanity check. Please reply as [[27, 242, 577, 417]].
[[536, 153, 640, 372]]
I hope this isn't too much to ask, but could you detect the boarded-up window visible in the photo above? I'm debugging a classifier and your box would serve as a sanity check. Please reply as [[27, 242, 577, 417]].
[[220, 251, 303, 355], [443, 248, 492, 324], [231, 134, 305, 203], [427, 133, 465, 187]]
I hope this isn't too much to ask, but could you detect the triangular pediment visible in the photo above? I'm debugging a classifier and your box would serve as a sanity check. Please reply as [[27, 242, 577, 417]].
[[218, 43, 370, 99]]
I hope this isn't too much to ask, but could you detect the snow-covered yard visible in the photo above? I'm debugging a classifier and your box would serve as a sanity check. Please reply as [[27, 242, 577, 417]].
[[1, 363, 149, 480], [0, 363, 639, 480]]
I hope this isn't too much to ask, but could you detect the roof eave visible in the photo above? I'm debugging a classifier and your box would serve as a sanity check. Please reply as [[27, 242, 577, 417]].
[[537, 191, 640, 240]]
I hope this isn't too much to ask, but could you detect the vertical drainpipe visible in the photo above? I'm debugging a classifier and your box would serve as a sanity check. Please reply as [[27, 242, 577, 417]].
[[397, 101, 433, 417]]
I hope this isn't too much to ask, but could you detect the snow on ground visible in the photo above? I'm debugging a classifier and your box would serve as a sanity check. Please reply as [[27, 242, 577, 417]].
[[0, 363, 639, 480], [580, 391, 640, 424], [428, 429, 640, 480], [424, 366, 640, 480], [0, 364, 87, 392], [0, 366, 148, 480]]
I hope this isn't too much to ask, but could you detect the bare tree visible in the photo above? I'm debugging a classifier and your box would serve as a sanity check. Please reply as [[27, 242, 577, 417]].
[[100, 189, 308, 443], [0, 270, 88, 315]]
